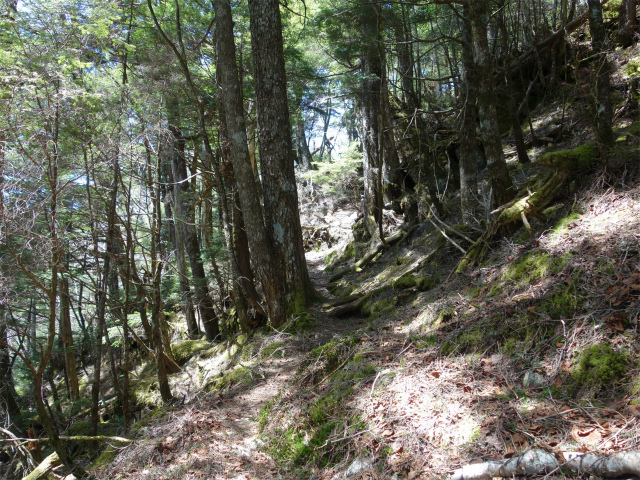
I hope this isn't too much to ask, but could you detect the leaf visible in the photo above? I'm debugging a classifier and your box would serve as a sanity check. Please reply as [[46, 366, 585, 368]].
[[382, 429, 394, 437]]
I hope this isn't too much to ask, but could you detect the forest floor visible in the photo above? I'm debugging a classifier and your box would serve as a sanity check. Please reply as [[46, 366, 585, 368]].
[[95, 163, 640, 480], [91, 43, 640, 479]]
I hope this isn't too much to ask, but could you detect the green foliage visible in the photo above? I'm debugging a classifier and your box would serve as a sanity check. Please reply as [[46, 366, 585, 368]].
[[572, 343, 629, 388]]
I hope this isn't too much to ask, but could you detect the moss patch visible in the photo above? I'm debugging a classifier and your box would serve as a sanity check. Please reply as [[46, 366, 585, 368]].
[[260, 341, 286, 360], [502, 251, 570, 288], [171, 340, 210, 365], [536, 144, 598, 171], [571, 343, 629, 389]]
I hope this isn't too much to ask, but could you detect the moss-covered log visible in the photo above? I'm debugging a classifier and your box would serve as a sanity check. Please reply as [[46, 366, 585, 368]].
[[456, 144, 598, 273], [329, 226, 416, 282], [22, 452, 60, 480]]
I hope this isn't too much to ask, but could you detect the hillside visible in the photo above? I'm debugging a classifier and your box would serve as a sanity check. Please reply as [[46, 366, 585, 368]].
[[2, 2, 640, 479], [87, 65, 640, 480]]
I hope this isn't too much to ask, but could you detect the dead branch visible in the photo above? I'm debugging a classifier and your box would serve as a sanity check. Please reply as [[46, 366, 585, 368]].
[[452, 448, 640, 480]]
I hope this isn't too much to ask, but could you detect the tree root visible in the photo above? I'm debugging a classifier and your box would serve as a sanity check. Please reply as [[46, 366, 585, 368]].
[[329, 226, 417, 283], [452, 448, 640, 480], [456, 144, 597, 273]]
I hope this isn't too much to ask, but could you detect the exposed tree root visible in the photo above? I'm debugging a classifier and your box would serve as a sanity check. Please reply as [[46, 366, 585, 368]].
[[452, 448, 640, 480], [456, 144, 597, 273], [329, 226, 417, 283]]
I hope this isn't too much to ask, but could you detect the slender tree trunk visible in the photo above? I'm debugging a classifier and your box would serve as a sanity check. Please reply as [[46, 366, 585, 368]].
[[0, 310, 20, 418], [296, 119, 313, 170], [167, 143, 198, 337], [588, 0, 615, 154], [149, 144, 173, 403], [618, 0, 638, 46], [168, 121, 218, 340], [471, 0, 515, 208], [459, 4, 480, 225], [58, 256, 79, 399]]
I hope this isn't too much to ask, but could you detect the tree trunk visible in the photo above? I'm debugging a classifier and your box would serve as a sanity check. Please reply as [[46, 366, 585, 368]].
[[168, 122, 219, 340], [248, 0, 319, 323], [470, 0, 515, 208], [360, 4, 384, 242], [459, 4, 481, 225], [167, 139, 198, 338], [58, 260, 79, 399], [296, 118, 313, 170], [618, 0, 638, 46], [149, 146, 173, 404], [0, 310, 21, 418], [588, 0, 615, 154]]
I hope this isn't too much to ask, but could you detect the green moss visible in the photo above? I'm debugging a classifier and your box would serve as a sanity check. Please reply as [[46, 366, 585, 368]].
[[487, 284, 502, 297], [260, 341, 286, 360], [207, 365, 250, 392], [392, 274, 436, 291], [537, 144, 598, 171], [362, 295, 396, 317], [502, 251, 570, 288], [550, 213, 581, 237], [572, 343, 629, 388], [131, 377, 159, 408], [171, 339, 210, 365], [91, 445, 118, 468], [625, 60, 640, 77], [540, 283, 579, 319]]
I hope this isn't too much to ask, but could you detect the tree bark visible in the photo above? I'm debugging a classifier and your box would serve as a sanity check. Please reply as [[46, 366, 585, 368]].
[[360, 4, 384, 242], [213, 0, 286, 326], [248, 0, 319, 324], [168, 122, 219, 340], [470, 0, 515, 208], [618, 0, 638, 46], [0, 309, 21, 418], [588, 0, 615, 154], [459, 3, 480, 225]]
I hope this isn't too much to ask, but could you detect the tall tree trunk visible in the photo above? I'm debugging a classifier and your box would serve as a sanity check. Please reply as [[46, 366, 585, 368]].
[[470, 0, 515, 208], [167, 144, 198, 338], [459, 4, 480, 225], [360, 4, 385, 242], [168, 122, 218, 340], [215, 0, 298, 328], [149, 143, 173, 404], [588, 0, 615, 154], [248, 0, 319, 325]]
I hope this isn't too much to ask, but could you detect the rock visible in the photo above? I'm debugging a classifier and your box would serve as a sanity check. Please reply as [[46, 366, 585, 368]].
[[344, 456, 374, 478], [523, 371, 546, 388]]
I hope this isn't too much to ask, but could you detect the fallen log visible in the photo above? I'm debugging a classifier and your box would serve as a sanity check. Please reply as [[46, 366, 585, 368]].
[[452, 448, 640, 480], [329, 226, 417, 283], [456, 144, 598, 273], [22, 452, 60, 480]]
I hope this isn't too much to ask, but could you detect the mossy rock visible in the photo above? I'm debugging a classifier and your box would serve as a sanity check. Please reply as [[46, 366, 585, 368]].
[[171, 339, 211, 365], [571, 343, 629, 388], [206, 365, 250, 392], [537, 144, 598, 171], [392, 274, 436, 291]]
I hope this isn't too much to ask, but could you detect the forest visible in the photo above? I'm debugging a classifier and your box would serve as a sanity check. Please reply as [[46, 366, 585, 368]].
[[1, 0, 639, 478]]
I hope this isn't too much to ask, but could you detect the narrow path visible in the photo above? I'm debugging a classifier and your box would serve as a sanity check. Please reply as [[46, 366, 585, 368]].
[[96, 244, 367, 480]]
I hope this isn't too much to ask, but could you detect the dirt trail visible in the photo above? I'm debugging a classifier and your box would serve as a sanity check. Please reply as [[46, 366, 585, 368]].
[[96, 231, 367, 480]]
